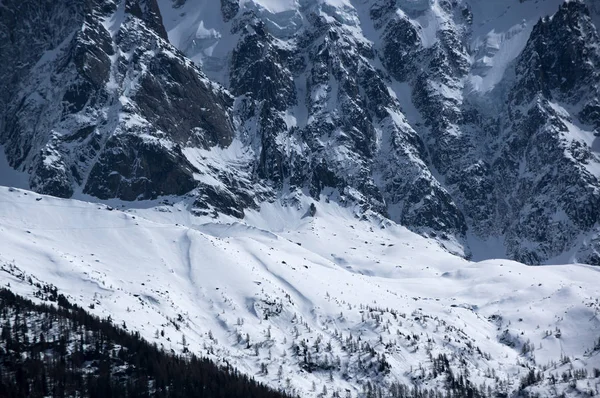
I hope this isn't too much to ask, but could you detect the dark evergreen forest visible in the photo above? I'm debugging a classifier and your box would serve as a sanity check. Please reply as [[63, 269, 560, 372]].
[[0, 287, 293, 398]]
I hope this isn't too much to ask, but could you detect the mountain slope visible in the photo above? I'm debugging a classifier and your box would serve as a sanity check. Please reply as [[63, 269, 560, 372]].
[[3, 1, 600, 396], [1, 187, 599, 397], [158, 0, 600, 264], [0, 0, 251, 216], [3, 0, 600, 264], [0, 287, 293, 398]]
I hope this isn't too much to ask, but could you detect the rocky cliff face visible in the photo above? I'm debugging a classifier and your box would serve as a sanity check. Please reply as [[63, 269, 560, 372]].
[[224, 0, 469, 251], [3, 0, 600, 264], [0, 0, 240, 210], [498, 1, 600, 264]]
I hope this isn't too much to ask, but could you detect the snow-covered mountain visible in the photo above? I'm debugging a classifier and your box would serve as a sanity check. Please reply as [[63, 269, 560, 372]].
[[157, 0, 600, 265], [2, 1, 600, 394], [3, 0, 600, 264], [1, 186, 600, 397]]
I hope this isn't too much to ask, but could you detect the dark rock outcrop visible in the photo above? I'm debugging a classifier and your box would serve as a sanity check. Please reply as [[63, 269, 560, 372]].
[[0, 0, 237, 206]]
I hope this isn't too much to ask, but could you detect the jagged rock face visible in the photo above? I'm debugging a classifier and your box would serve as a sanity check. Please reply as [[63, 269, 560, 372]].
[[0, 1, 86, 114], [497, 1, 600, 264], [230, 12, 299, 186], [0, 0, 235, 205], [376, 0, 490, 241], [5, 0, 600, 264], [126, 0, 169, 39], [220, 0, 240, 22], [226, 2, 467, 242], [84, 136, 197, 200], [367, 0, 600, 263], [511, 1, 600, 107]]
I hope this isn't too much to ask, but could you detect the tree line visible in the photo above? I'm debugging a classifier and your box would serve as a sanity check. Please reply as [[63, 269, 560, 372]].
[[0, 287, 294, 398]]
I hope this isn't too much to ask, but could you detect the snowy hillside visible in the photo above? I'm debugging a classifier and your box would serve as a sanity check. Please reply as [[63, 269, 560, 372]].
[[1, 186, 599, 396]]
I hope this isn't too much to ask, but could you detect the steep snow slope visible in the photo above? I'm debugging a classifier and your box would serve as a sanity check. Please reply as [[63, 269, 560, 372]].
[[1, 187, 599, 396]]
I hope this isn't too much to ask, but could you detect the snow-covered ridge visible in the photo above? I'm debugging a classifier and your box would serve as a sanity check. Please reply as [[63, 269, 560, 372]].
[[1, 186, 599, 396]]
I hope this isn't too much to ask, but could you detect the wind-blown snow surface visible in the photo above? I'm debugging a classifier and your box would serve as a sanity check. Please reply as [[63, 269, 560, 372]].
[[1, 187, 599, 396]]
